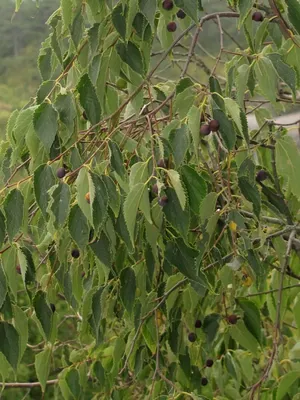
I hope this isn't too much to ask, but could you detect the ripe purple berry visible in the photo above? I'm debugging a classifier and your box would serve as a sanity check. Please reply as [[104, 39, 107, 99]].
[[256, 170, 268, 182], [195, 319, 202, 328], [158, 195, 168, 207], [209, 119, 220, 132], [71, 249, 80, 259], [162, 0, 173, 10], [188, 332, 197, 342], [177, 9, 186, 19], [206, 359, 214, 367], [167, 22, 177, 32], [152, 184, 159, 195], [252, 11, 264, 22], [56, 167, 66, 179], [200, 124, 211, 136], [201, 377, 208, 386], [157, 159, 167, 168], [227, 314, 238, 325]]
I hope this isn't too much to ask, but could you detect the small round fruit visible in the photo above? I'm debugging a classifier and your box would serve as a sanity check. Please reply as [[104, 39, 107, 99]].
[[252, 11, 264, 22], [50, 303, 56, 313], [57, 167, 66, 179], [157, 159, 167, 168], [227, 314, 238, 325], [209, 119, 220, 132], [188, 332, 197, 342], [16, 265, 21, 275], [158, 195, 168, 207], [177, 9, 186, 19], [85, 192, 91, 204], [201, 377, 208, 386], [71, 249, 80, 259], [206, 359, 214, 368], [200, 124, 211, 136], [116, 78, 127, 89], [256, 169, 268, 182], [83, 111, 88, 120], [152, 184, 159, 195], [162, 0, 173, 10], [167, 21, 177, 32], [195, 319, 202, 328]]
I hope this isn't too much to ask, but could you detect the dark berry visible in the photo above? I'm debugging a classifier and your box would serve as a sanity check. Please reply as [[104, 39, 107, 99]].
[[152, 184, 159, 195], [177, 9, 186, 19], [209, 119, 220, 132], [201, 377, 208, 386], [252, 11, 264, 22], [71, 249, 80, 259], [227, 314, 238, 325], [50, 303, 56, 313], [167, 21, 177, 32], [188, 332, 197, 342], [206, 359, 214, 367], [16, 265, 21, 275], [162, 0, 173, 10], [200, 124, 211, 136], [195, 319, 202, 328], [256, 169, 268, 182], [56, 167, 66, 179], [83, 111, 88, 120], [158, 195, 168, 207], [157, 159, 167, 168]]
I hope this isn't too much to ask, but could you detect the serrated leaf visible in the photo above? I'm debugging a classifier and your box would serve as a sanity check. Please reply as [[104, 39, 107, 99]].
[[35, 347, 51, 392], [77, 74, 101, 125], [287, 0, 300, 35], [68, 204, 89, 249], [34, 164, 55, 218], [65, 369, 81, 399], [174, 87, 195, 120], [0, 322, 19, 370], [49, 183, 70, 228], [238, 0, 254, 27], [212, 108, 236, 150], [4, 189, 24, 242], [236, 64, 250, 108], [11, 107, 35, 163], [229, 320, 259, 354], [167, 170, 186, 210], [237, 298, 262, 344], [254, 57, 277, 105], [61, 0, 73, 28], [33, 103, 58, 152], [199, 192, 218, 224], [120, 267, 136, 314], [102, 175, 120, 218], [55, 93, 76, 133], [276, 136, 300, 200], [129, 161, 150, 188], [109, 141, 126, 178], [17, 246, 35, 285], [70, 11, 83, 49], [238, 176, 261, 218], [89, 173, 109, 232], [0, 210, 6, 249], [90, 233, 112, 268], [209, 76, 225, 111], [116, 41, 145, 76], [187, 106, 201, 157], [139, 0, 156, 29], [224, 98, 243, 134], [181, 166, 207, 215], [112, 3, 126, 40], [163, 187, 190, 238], [268, 53, 297, 98], [33, 291, 53, 340], [169, 125, 190, 168], [0, 265, 7, 310], [13, 305, 28, 362]]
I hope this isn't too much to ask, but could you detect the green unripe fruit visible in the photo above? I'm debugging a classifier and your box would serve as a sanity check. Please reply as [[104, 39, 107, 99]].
[[116, 78, 127, 89]]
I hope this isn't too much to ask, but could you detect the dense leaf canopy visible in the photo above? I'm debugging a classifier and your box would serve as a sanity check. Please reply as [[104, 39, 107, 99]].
[[1, 0, 300, 399]]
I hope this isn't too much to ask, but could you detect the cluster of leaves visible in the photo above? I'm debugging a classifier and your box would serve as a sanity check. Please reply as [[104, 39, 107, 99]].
[[2, 0, 300, 399]]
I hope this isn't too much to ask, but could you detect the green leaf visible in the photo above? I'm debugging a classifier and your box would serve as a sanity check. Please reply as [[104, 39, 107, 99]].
[[139, 0, 156, 29], [174, 87, 195, 120], [13, 305, 28, 362], [167, 170, 186, 210], [109, 141, 126, 178], [0, 265, 7, 310], [238, 176, 261, 218], [169, 125, 190, 167], [174, 0, 198, 22], [70, 11, 83, 49], [33, 291, 53, 341], [68, 204, 89, 250], [65, 369, 81, 399], [163, 188, 190, 238], [181, 166, 207, 215], [38, 48, 52, 81], [54, 93, 76, 133], [35, 347, 52, 392], [120, 267, 136, 314], [90, 173, 109, 232], [268, 53, 297, 98], [276, 371, 300, 400], [254, 57, 277, 105], [129, 161, 150, 188], [124, 183, 149, 245], [236, 64, 250, 108], [224, 98, 243, 134], [209, 76, 225, 111], [212, 108, 236, 150], [287, 0, 300, 35], [0, 322, 19, 370], [276, 136, 300, 201], [116, 41, 145, 76], [187, 106, 201, 157], [112, 3, 126, 40], [203, 314, 221, 343], [238, 0, 254, 27], [90, 233, 112, 268], [237, 298, 262, 344], [247, 250, 264, 277], [34, 164, 55, 218], [0, 210, 6, 250], [77, 74, 101, 125], [33, 103, 58, 152], [4, 189, 24, 242], [49, 183, 71, 228], [89, 287, 104, 342], [61, 0, 73, 28], [199, 192, 218, 224], [229, 320, 259, 354], [102, 175, 120, 218]]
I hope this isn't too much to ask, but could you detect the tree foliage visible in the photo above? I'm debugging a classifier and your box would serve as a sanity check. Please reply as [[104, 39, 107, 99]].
[[1, 0, 300, 399]]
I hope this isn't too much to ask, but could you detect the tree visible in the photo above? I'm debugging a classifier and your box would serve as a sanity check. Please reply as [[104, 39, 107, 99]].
[[2, 0, 300, 399]]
